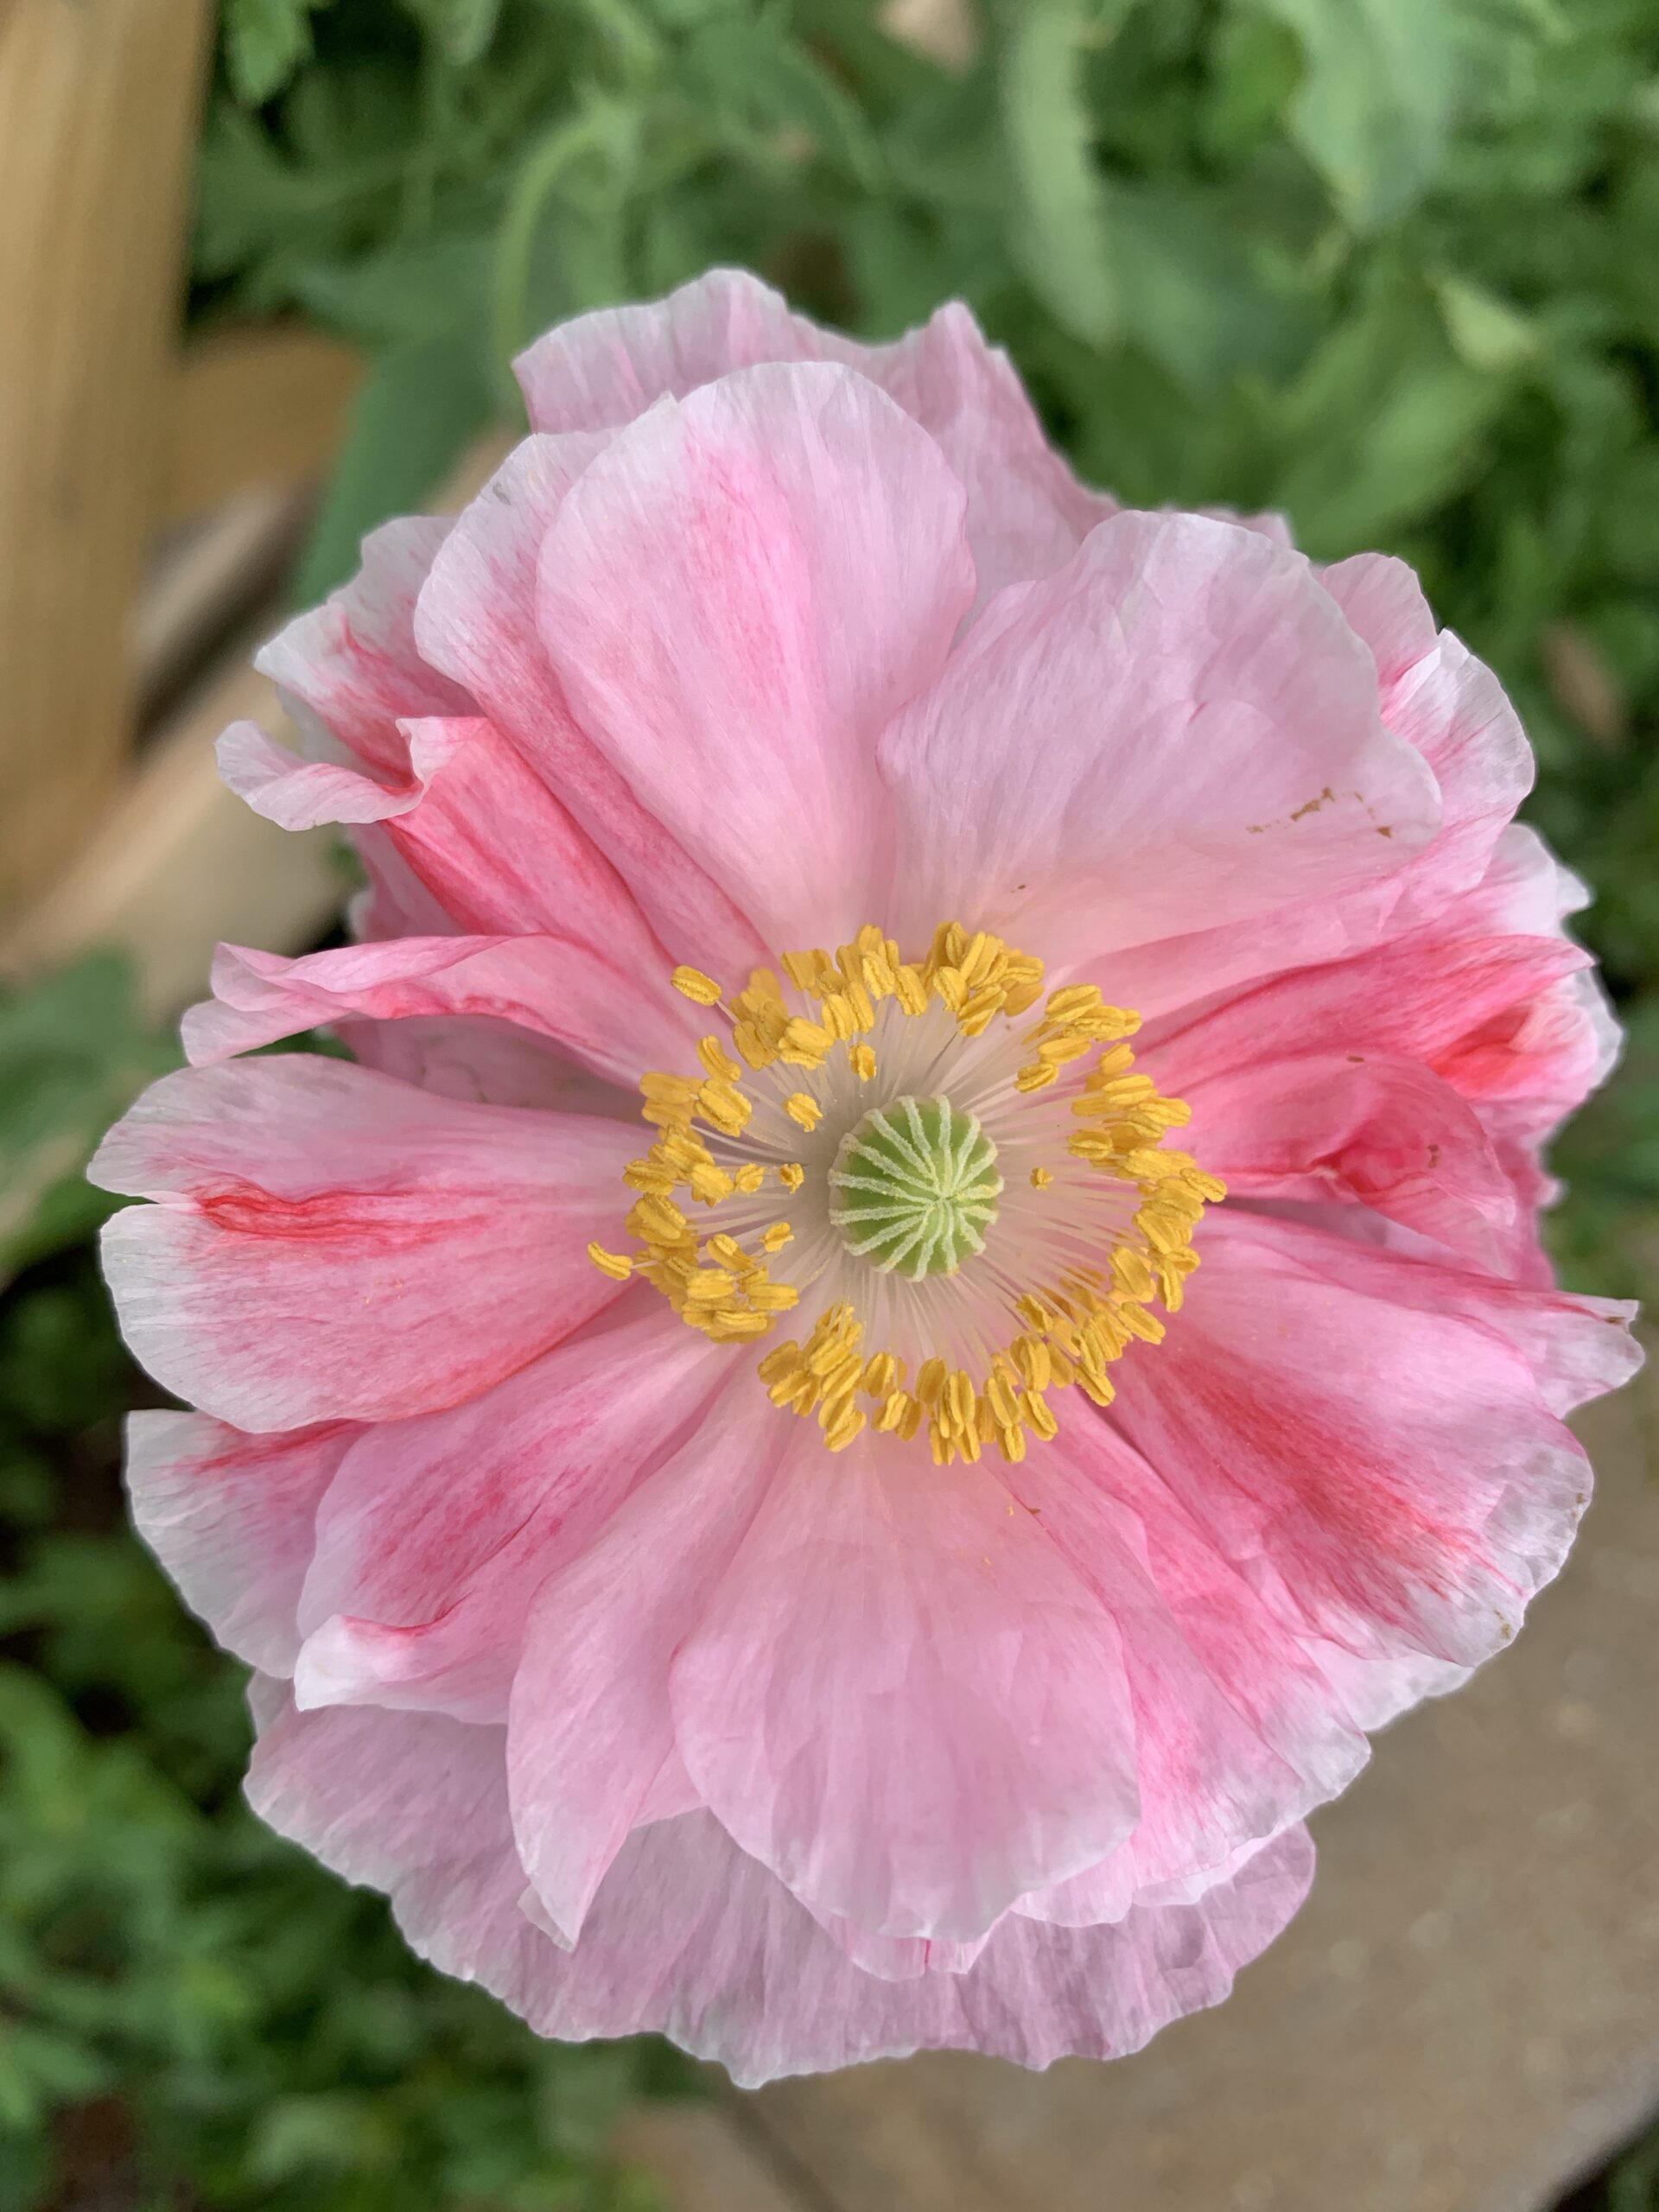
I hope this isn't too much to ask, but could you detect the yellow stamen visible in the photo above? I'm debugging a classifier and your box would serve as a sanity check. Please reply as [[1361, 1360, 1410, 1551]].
[[598, 920, 1221, 1464], [671, 965, 722, 1005]]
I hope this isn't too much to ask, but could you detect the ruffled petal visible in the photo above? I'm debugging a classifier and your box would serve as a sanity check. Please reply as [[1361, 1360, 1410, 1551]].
[[1090, 555, 1533, 1016], [537, 362, 976, 950], [1240, 1213, 1641, 1419], [882, 511, 1440, 965], [181, 931, 693, 1090], [1188, 1052, 1522, 1269], [257, 518, 468, 779], [124, 1412, 353, 1674], [247, 1689, 1315, 2085], [513, 265, 1100, 601], [91, 1058, 636, 1432], [671, 1428, 1141, 1944], [413, 435, 767, 977]]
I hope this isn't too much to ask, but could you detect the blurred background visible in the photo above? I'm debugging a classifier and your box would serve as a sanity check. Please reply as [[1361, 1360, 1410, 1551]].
[[1, 2, 1656, 2207]]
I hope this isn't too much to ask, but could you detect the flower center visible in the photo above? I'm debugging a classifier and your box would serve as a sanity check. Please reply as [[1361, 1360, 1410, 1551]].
[[829, 1096, 1001, 1278], [587, 923, 1224, 1465]]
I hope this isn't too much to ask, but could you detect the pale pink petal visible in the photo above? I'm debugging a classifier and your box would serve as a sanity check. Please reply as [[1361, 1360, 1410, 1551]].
[[216, 720, 419, 830], [337, 1014, 625, 1114], [882, 511, 1440, 966], [1108, 1211, 1606, 1678], [290, 1306, 732, 1725], [257, 518, 469, 779], [513, 266, 1099, 601], [181, 931, 690, 1090], [124, 1411, 353, 1675], [671, 1429, 1141, 1944], [91, 1058, 636, 1432], [1188, 1052, 1522, 1269], [1322, 556, 1532, 930], [246, 1688, 1314, 2085], [508, 1384, 782, 1946], [414, 435, 767, 979], [1243, 1213, 1641, 1419], [538, 363, 976, 950], [1093, 556, 1533, 1017]]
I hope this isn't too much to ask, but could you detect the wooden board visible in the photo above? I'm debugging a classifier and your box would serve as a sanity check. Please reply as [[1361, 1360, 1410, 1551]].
[[0, 0, 212, 912]]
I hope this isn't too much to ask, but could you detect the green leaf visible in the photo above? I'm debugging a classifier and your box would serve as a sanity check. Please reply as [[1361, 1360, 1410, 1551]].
[[1431, 268, 1541, 371], [222, 0, 331, 107], [998, 0, 1126, 346], [293, 331, 495, 606], [1252, 0, 1465, 228], [1105, 180, 1316, 394], [1266, 267, 1511, 551], [401, 0, 505, 67]]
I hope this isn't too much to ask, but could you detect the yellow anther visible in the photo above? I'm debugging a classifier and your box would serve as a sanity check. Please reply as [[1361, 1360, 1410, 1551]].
[[1014, 1060, 1060, 1093], [1030, 1166, 1053, 1189], [733, 1162, 766, 1194], [784, 1091, 823, 1131], [697, 1035, 742, 1082], [697, 1078, 750, 1135], [780, 1016, 833, 1064], [779, 1161, 805, 1193], [861, 1351, 900, 1397], [893, 963, 929, 1014], [586, 1243, 634, 1281], [628, 1193, 687, 1243], [849, 1042, 876, 1082], [671, 965, 722, 1005], [760, 1221, 794, 1254], [874, 1389, 912, 1433]]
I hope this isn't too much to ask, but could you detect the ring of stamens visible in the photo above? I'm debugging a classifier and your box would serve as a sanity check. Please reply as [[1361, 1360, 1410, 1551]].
[[586, 923, 1224, 1465]]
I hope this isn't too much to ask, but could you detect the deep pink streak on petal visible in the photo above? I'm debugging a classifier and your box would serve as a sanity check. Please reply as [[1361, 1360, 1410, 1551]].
[[671, 1424, 1141, 1945], [1109, 1211, 1606, 1679], [290, 1305, 733, 1725], [1147, 928, 1590, 1098], [91, 1057, 638, 1432], [995, 1420, 1367, 1920], [247, 1686, 1316, 2084], [508, 1381, 785, 1946], [414, 434, 767, 979], [537, 363, 976, 952], [880, 510, 1440, 966]]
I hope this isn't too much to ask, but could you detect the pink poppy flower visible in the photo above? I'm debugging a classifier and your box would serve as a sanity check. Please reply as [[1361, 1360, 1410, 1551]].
[[94, 270, 1640, 2085]]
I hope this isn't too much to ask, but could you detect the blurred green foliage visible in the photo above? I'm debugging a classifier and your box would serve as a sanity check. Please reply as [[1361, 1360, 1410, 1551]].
[[3, 0, 1658, 2202]]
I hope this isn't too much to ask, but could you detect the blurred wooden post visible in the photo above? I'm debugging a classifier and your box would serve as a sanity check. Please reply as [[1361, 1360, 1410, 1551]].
[[0, 0, 213, 912]]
